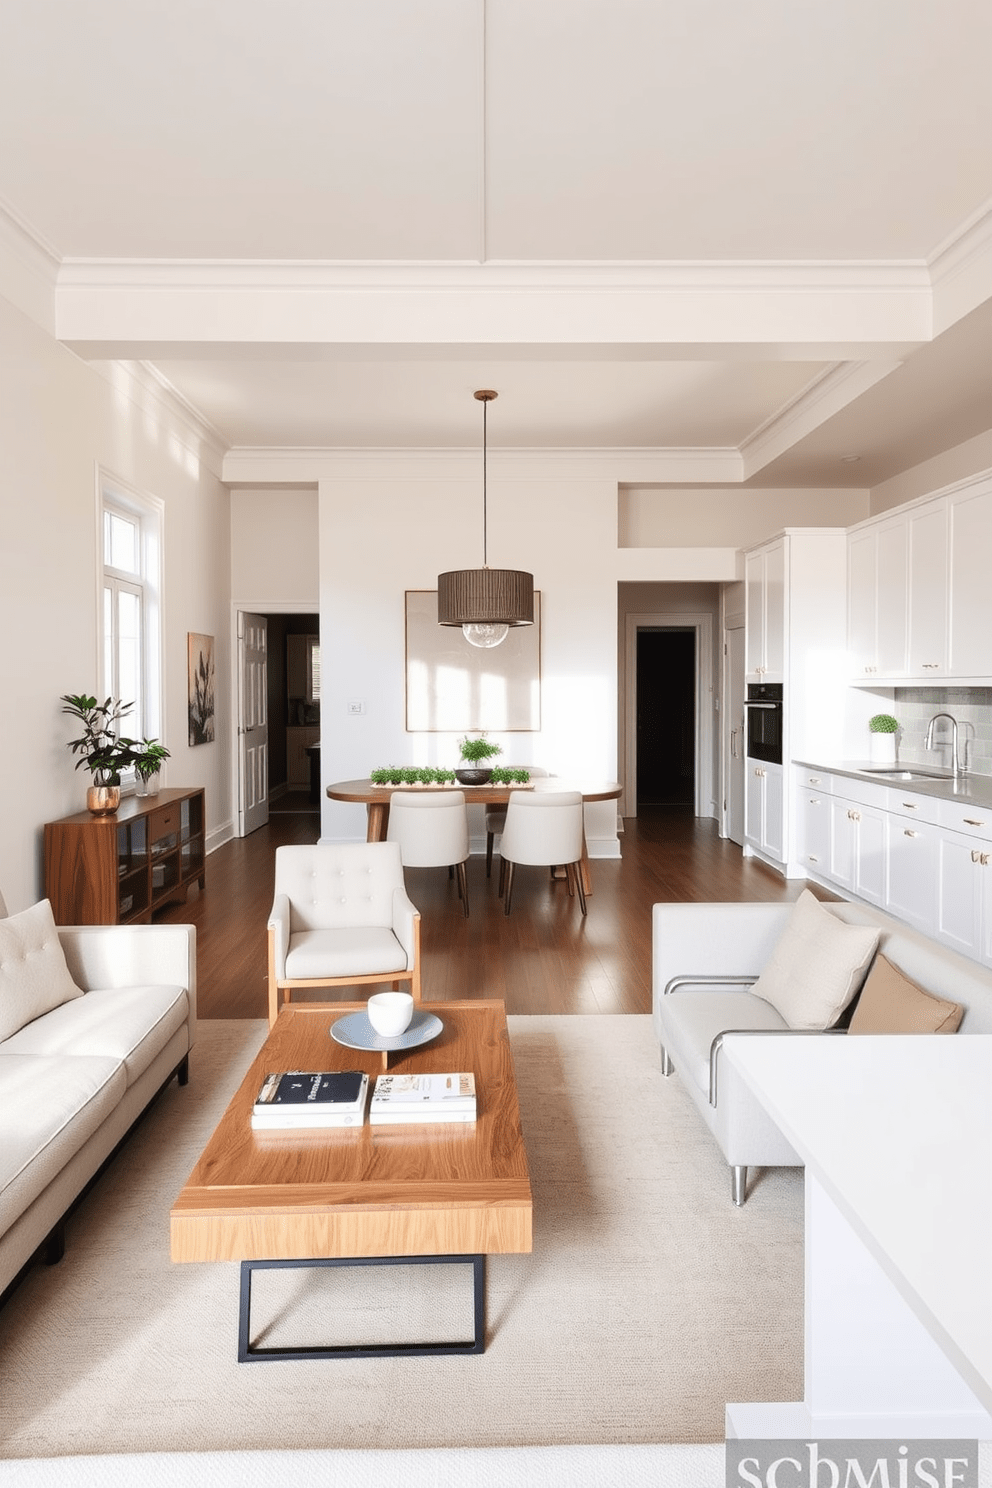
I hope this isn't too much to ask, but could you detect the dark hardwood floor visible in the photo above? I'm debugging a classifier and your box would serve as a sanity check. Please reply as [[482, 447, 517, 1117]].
[[162, 794, 815, 1019]]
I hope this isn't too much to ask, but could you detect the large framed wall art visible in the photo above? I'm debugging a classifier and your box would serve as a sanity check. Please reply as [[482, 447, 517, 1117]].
[[404, 590, 541, 733]]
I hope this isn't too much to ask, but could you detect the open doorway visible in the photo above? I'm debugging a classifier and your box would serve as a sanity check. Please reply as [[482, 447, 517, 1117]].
[[621, 606, 714, 821], [636, 629, 696, 807], [235, 609, 320, 833]]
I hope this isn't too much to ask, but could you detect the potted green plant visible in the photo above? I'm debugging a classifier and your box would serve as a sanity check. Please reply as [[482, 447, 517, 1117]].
[[868, 712, 899, 765], [455, 732, 502, 785], [134, 739, 171, 797], [61, 693, 170, 814]]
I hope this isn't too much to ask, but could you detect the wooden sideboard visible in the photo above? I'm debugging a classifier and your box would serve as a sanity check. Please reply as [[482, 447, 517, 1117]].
[[44, 787, 206, 925]]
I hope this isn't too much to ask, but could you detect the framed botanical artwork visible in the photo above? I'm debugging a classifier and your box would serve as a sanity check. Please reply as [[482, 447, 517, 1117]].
[[188, 633, 215, 745], [404, 590, 541, 732]]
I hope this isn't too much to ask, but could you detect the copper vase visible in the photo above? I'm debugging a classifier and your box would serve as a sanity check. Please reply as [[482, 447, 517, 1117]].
[[86, 784, 121, 815]]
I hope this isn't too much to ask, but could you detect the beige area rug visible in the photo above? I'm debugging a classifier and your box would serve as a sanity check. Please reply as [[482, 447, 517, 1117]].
[[0, 1016, 803, 1457]]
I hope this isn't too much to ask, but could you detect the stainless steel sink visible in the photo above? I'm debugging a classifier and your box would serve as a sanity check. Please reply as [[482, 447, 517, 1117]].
[[861, 767, 949, 781]]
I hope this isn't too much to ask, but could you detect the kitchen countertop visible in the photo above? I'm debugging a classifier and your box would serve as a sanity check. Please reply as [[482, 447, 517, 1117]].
[[793, 758, 992, 810]]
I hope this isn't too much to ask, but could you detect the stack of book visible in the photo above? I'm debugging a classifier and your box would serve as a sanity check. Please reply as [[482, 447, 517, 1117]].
[[369, 1072, 477, 1125], [251, 1070, 369, 1130]]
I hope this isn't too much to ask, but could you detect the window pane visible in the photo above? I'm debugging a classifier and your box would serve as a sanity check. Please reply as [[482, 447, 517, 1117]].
[[104, 586, 114, 694], [106, 511, 139, 575], [117, 589, 142, 730]]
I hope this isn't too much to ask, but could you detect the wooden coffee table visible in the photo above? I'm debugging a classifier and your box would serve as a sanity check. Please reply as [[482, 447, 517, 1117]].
[[170, 999, 532, 1361]]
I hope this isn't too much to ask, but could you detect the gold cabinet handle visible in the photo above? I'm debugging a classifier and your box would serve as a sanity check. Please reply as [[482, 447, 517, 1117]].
[[903, 828, 919, 837], [964, 818, 985, 827]]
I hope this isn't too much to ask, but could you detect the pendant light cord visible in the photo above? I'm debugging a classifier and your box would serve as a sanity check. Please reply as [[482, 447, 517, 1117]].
[[482, 393, 488, 568]]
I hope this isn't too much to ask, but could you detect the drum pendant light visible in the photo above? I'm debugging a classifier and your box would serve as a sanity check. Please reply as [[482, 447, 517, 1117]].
[[437, 390, 534, 648]]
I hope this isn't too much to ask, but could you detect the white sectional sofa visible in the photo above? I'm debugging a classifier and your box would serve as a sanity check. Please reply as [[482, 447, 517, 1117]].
[[653, 892, 992, 1204], [0, 891, 196, 1297]]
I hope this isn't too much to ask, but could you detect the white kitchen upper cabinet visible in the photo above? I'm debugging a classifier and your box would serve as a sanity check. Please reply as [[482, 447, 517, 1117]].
[[847, 518, 908, 679], [906, 499, 948, 677], [745, 539, 785, 682], [948, 478, 992, 678], [847, 528, 877, 677], [875, 519, 910, 675]]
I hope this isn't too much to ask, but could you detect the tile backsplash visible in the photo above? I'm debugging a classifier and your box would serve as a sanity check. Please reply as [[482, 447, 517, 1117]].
[[893, 688, 992, 777]]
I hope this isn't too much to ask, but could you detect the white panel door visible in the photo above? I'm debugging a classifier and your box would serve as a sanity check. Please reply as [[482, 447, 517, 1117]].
[[238, 611, 269, 836]]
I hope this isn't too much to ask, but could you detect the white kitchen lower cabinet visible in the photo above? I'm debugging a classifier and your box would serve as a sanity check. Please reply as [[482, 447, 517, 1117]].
[[798, 784, 831, 875], [885, 815, 940, 936], [746, 759, 783, 863], [936, 830, 992, 963], [794, 763, 992, 970]]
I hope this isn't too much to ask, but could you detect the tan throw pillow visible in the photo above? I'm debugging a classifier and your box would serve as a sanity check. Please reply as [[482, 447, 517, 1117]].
[[750, 890, 880, 1031], [848, 955, 964, 1034], [0, 899, 85, 1042]]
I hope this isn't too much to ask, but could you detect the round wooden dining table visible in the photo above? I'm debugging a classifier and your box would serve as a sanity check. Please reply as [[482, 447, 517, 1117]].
[[325, 778, 622, 895]]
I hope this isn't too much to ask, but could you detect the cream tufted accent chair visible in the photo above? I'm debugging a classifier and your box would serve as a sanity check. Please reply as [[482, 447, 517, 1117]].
[[266, 842, 421, 1026]]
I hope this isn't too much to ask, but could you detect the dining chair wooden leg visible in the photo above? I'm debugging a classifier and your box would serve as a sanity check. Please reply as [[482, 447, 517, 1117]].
[[498, 857, 508, 897], [503, 861, 516, 915], [456, 860, 470, 917], [572, 861, 587, 916]]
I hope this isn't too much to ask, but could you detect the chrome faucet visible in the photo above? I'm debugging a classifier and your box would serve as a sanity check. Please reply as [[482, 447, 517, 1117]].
[[925, 712, 962, 778]]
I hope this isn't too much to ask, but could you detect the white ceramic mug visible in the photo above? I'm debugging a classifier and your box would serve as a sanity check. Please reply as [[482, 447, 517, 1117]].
[[367, 991, 414, 1037]]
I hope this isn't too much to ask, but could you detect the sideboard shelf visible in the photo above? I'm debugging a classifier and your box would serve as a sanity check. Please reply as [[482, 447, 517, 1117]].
[[44, 787, 206, 925]]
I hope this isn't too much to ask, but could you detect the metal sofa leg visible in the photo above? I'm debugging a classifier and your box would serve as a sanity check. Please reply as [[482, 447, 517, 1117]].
[[660, 1047, 673, 1076], [731, 1165, 748, 1207]]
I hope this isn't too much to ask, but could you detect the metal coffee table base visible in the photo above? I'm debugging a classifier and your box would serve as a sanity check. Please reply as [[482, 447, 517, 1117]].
[[237, 1253, 486, 1362]]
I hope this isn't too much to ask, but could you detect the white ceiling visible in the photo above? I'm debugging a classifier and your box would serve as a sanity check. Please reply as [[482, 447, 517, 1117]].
[[2, 0, 991, 484]]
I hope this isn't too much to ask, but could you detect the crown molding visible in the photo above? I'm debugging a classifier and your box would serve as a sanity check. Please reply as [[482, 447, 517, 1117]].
[[927, 195, 992, 335], [221, 444, 743, 487], [0, 194, 61, 331], [740, 359, 904, 481], [56, 257, 932, 292], [88, 359, 228, 473]]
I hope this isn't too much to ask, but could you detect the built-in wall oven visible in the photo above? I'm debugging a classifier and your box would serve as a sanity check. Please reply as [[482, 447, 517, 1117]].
[[744, 682, 783, 764]]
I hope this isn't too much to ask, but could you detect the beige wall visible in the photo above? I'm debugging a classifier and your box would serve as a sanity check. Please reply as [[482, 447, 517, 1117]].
[[230, 487, 319, 607], [619, 486, 870, 549]]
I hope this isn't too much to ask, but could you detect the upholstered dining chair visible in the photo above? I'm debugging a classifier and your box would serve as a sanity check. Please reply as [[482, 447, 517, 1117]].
[[266, 841, 421, 1025], [485, 767, 550, 877], [386, 789, 471, 916], [498, 789, 587, 916]]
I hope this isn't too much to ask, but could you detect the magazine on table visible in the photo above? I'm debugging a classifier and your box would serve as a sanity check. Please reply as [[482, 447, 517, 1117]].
[[251, 1069, 369, 1129], [369, 1072, 477, 1125]]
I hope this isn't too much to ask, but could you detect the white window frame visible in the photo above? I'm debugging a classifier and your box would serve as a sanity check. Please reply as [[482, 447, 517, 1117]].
[[97, 470, 165, 788]]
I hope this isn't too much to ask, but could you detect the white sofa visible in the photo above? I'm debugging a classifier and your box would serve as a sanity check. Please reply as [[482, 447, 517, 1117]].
[[0, 891, 196, 1298], [653, 895, 992, 1204]]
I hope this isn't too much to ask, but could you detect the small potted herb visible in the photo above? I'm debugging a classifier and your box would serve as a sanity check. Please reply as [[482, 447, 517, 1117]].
[[868, 713, 899, 765], [455, 733, 503, 785]]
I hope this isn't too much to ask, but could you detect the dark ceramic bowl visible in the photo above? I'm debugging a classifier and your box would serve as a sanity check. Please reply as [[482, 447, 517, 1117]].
[[455, 767, 493, 785]]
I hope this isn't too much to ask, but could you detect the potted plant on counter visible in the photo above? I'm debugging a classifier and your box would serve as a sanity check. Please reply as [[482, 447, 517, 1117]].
[[455, 732, 503, 785], [868, 713, 899, 766]]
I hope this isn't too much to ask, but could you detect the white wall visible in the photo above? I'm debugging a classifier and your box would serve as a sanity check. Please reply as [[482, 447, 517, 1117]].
[[0, 294, 233, 912], [870, 429, 992, 513], [230, 487, 319, 606], [317, 453, 621, 854]]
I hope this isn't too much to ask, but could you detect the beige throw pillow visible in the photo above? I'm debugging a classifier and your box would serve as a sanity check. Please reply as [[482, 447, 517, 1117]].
[[848, 954, 963, 1034], [750, 890, 880, 1030], [0, 899, 85, 1042]]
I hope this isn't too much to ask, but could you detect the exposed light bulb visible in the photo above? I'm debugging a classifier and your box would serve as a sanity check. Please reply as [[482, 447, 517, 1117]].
[[462, 622, 509, 649]]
